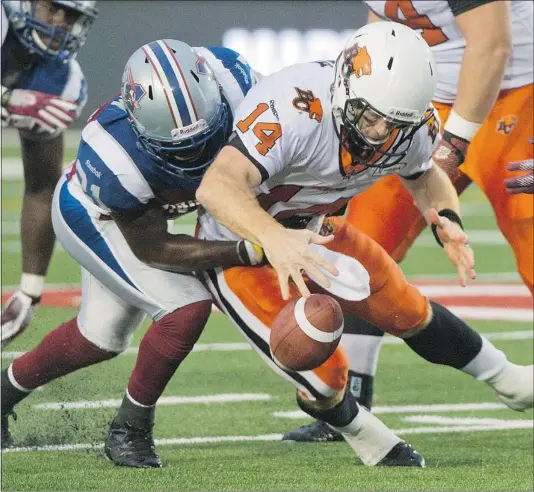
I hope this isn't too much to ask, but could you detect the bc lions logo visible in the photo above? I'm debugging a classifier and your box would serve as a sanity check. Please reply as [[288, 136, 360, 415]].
[[123, 67, 146, 113], [344, 44, 372, 78], [292, 87, 323, 123], [496, 115, 518, 135]]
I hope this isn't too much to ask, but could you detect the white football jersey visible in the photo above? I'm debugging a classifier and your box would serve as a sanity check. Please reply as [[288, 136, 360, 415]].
[[365, 0, 534, 103], [198, 61, 438, 242]]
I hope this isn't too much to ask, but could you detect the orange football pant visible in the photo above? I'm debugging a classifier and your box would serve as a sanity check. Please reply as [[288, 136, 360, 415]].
[[346, 84, 534, 293], [213, 217, 429, 397]]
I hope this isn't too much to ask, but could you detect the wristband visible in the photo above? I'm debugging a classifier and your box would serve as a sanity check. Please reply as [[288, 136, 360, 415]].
[[443, 110, 482, 142], [237, 240, 264, 266], [431, 208, 464, 247]]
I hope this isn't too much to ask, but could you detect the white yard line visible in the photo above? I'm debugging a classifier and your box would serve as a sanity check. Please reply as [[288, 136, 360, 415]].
[[3, 421, 532, 454], [34, 393, 272, 410], [273, 402, 511, 419], [402, 415, 532, 425], [2, 329, 532, 361]]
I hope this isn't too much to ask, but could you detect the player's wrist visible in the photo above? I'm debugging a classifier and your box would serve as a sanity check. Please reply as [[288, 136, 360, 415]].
[[237, 240, 265, 266], [444, 110, 482, 142], [431, 209, 464, 247]]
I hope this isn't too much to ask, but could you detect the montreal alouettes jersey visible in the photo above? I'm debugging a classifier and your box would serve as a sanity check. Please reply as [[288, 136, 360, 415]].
[[66, 46, 258, 218], [364, 0, 534, 103], [198, 61, 438, 242], [1, 4, 87, 114]]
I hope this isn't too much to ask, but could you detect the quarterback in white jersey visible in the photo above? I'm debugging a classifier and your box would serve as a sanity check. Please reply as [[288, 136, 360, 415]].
[[299, 0, 534, 446], [197, 22, 533, 466]]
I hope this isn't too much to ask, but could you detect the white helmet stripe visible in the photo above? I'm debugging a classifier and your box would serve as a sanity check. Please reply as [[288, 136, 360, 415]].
[[141, 45, 183, 128], [159, 39, 199, 122]]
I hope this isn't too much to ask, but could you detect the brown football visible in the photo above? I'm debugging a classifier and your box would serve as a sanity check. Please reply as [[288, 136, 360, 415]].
[[270, 294, 344, 372]]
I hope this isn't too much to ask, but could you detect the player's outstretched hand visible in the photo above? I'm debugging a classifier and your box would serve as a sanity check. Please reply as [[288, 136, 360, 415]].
[[427, 208, 476, 287], [262, 228, 339, 300]]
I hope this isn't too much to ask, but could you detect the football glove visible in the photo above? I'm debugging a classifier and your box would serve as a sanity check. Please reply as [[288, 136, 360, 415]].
[[1, 88, 78, 134], [505, 158, 534, 195]]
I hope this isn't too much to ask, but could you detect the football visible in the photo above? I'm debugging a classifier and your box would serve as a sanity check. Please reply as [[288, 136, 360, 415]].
[[270, 294, 344, 372]]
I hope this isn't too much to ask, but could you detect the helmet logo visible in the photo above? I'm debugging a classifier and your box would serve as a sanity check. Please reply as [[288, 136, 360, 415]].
[[124, 67, 146, 114], [344, 44, 372, 79], [292, 88, 323, 123], [196, 55, 211, 76]]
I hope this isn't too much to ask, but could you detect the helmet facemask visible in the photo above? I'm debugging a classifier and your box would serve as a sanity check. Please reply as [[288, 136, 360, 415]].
[[134, 101, 230, 187], [8, 1, 98, 61], [336, 97, 432, 173]]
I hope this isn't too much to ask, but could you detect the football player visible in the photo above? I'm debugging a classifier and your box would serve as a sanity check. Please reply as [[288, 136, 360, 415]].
[[286, 0, 534, 443], [1, 39, 265, 468], [195, 22, 533, 467], [1, 0, 99, 346]]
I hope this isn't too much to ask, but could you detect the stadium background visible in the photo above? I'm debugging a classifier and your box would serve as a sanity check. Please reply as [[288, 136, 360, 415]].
[[74, 0, 368, 123]]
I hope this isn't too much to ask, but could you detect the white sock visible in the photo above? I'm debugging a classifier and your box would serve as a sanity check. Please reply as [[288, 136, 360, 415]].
[[125, 389, 155, 408], [20, 274, 45, 299], [333, 406, 401, 466], [460, 336, 508, 381], [340, 333, 383, 376]]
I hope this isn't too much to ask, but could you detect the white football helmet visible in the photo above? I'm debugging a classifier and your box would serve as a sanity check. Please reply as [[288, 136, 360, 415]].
[[332, 21, 437, 169]]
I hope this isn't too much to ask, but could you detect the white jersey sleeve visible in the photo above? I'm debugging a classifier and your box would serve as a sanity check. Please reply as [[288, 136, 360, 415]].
[[229, 63, 325, 183]]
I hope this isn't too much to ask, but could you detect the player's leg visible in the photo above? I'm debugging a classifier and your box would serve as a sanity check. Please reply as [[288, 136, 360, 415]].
[[462, 84, 534, 294], [319, 217, 532, 411], [1, 133, 64, 347], [203, 266, 424, 467], [51, 175, 213, 467], [1, 268, 146, 448]]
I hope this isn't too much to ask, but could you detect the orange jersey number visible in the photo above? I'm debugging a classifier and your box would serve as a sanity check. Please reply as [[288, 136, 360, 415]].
[[384, 1, 448, 47], [236, 103, 282, 156]]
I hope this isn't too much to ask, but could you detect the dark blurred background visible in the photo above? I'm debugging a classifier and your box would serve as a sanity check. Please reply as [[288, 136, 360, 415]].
[[75, 1, 369, 123]]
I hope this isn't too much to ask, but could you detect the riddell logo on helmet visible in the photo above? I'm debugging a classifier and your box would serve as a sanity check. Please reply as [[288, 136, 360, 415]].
[[393, 109, 415, 119], [344, 44, 372, 78], [171, 119, 208, 138]]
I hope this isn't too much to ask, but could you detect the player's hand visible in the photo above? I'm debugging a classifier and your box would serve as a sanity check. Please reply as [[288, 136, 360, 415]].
[[261, 228, 339, 300], [504, 158, 534, 195], [431, 130, 470, 178], [427, 208, 476, 287], [4, 89, 78, 133]]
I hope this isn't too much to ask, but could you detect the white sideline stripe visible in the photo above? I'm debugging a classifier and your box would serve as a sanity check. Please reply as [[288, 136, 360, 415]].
[[3, 422, 532, 454], [3, 330, 532, 360], [448, 306, 533, 322], [403, 415, 533, 426], [273, 402, 511, 419], [418, 284, 531, 297], [34, 393, 272, 410]]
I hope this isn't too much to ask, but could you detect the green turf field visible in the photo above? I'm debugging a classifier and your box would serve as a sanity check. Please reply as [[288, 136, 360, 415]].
[[1, 136, 533, 491]]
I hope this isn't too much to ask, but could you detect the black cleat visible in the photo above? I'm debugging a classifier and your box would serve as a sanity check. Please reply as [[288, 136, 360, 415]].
[[377, 441, 425, 467], [282, 420, 344, 442], [104, 421, 162, 468], [1, 412, 15, 448]]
